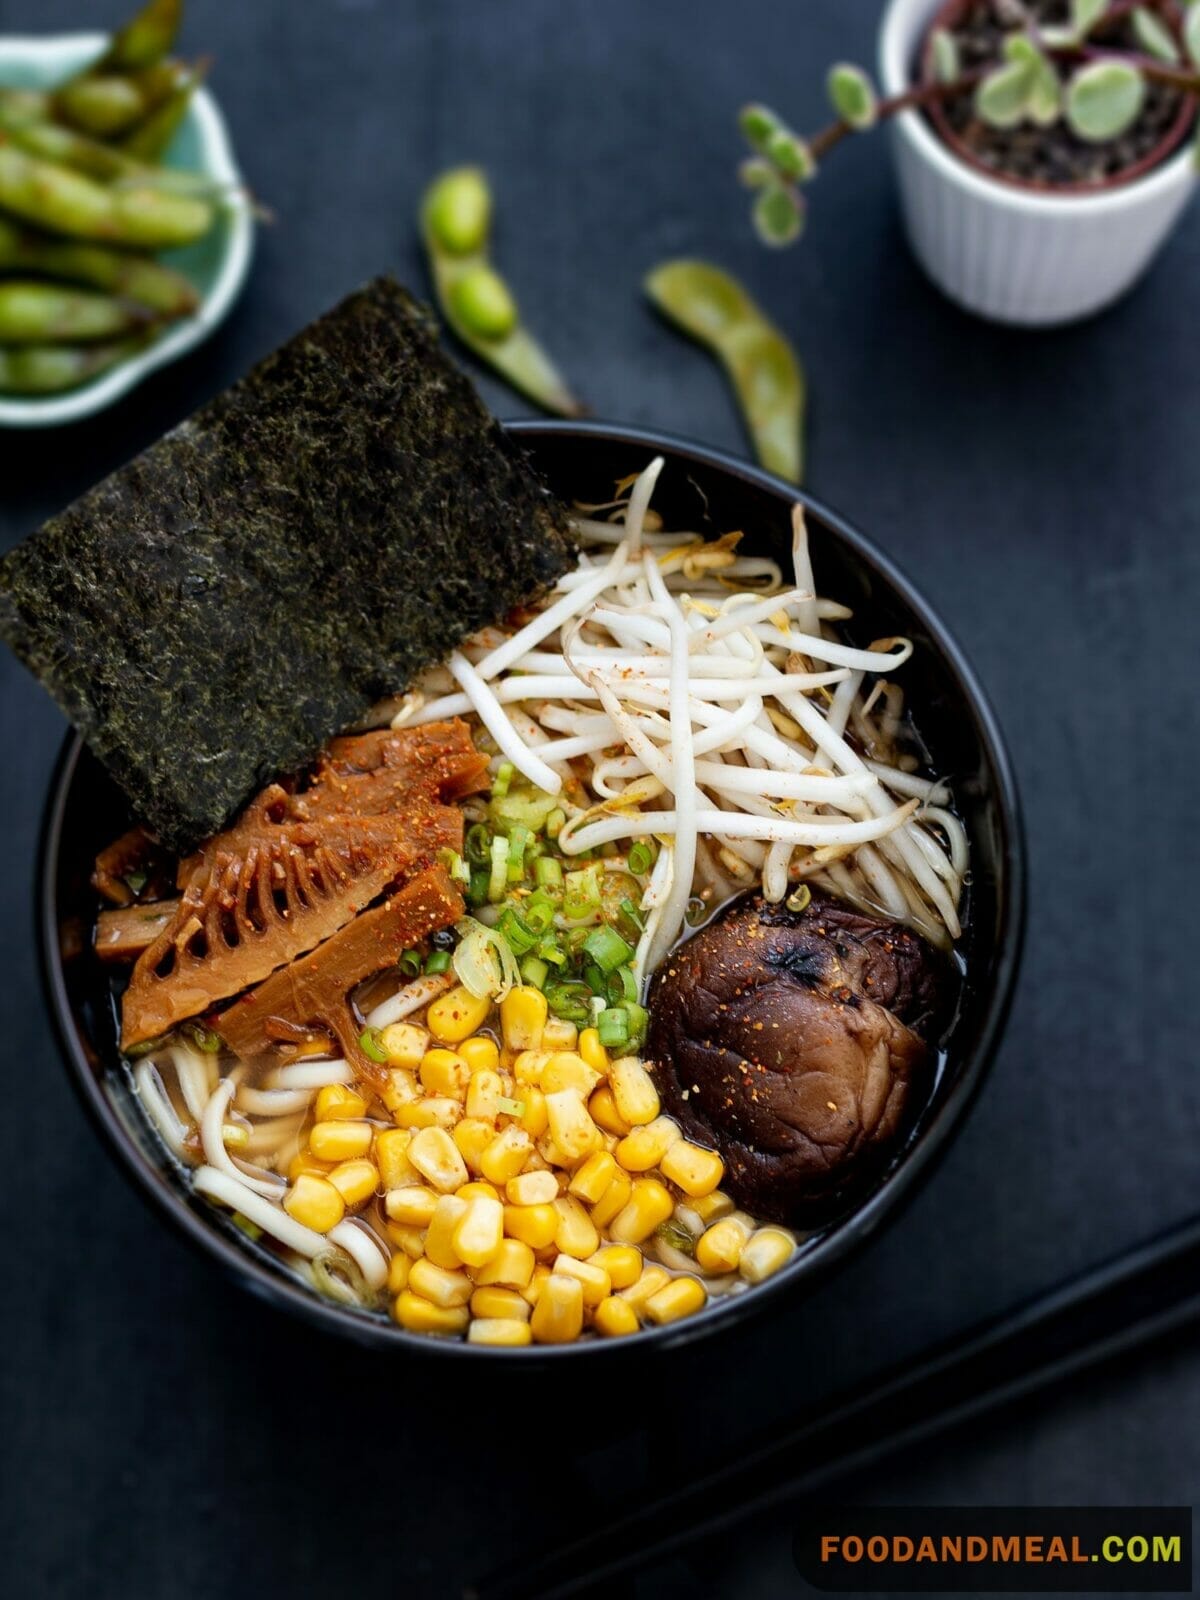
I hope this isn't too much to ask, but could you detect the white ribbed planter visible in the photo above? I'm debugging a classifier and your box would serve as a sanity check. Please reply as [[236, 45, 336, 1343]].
[[879, 0, 1197, 326]]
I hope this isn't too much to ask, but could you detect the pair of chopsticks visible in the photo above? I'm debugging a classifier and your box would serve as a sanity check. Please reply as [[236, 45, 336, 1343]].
[[469, 1213, 1200, 1600]]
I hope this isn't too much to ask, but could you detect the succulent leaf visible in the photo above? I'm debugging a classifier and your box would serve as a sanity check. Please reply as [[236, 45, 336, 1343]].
[[739, 103, 783, 155], [1065, 59, 1146, 141], [975, 58, 1038, 128], [1070, 0, 1108, 37], [766, 128, 816, 181], [751, 182, 805, 247], [738, 156, 775, 190], [1133, 6, 1180, 62], [930, 27, 961, 83], [827, 63, 878, 129], [1187, 3, 1200, 68]]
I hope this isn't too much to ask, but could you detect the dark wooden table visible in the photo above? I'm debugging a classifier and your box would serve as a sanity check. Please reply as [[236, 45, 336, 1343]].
[[0, 3, 1196, 1596]]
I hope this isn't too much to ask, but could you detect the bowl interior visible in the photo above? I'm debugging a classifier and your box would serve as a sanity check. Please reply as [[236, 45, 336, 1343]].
[[0, 33, 253, 428], [41, 423, 1023, 1354]]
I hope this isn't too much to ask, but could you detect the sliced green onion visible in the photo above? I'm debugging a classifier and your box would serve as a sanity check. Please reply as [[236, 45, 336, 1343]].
[[465, 822, 493, 865], [359, 1027, 389, 1064], [506, 824, 531, 882], [488, 835, 509, 903], [497, 907, 538, 956], [523, 893, 556, 936], [490, 788, 557, 835], [520, 954, 549, 990], [618, 897, 645, 935], [611, 965, 638, 1003], [546, 807, 566, 839], [468, 868, 490, 907], [425, 950, 452, 976], [597, 1006, 630, 1049], [545, 979, 593, 1023], [563, 863, 602, 923], [438, 847, 471, 886], [124, 869, 148, 896], [399, 947, 423, 977], [625, 1001, 649, 1043], [184, 1021, 223, 1054], [627, 839, 655, 875], [583, 925, 635, 974], [534, 855, 564, 891], [497, 1096, 525, 1117], [491, 760, 515, 799], [536, 935, 568, 967], [786, 883, 813, 914]]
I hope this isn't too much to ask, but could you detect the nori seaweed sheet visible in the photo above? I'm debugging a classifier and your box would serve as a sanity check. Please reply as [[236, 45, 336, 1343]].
[[0, 277, 575, 851]]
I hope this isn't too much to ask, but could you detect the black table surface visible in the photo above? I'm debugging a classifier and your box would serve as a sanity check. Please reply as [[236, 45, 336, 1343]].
[[1, 2, 1196, 1597]]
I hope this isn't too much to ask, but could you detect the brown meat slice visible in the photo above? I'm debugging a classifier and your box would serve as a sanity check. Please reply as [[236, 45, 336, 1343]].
[[216, 865, 465, 1085], [121, 807, 461, 1049], [95, 902, 177, 962], [646, 892, 942, 1225]]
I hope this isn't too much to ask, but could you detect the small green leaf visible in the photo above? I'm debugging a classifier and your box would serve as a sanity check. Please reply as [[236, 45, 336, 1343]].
[[1065, 60, 1146, 141], [1070, 0, 1108, 37], [930, 27, 960, 83], [975, 60, 1037, 128], [1133, 6, 1180, 61], [739, 103, 782, 154], [739, 156, 775, 190], [1187, 3, 1200, 67], [766, 128, 816, 181], [751, 182, 804, 247], [827, 63, 878, 129]]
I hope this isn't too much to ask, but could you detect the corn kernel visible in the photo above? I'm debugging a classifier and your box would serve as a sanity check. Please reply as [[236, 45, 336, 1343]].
[[578, 1027, 609, 1075], [589, 1170, 633, 1229], [739, 1226, 796, 1284], [545, 1088, 598, 1165], [385, 1222, 428, 1259], [286, 1152, 333, 1183], [459, 1180, 501, 1202], [588, 1244, 643, 1290], [381, 1067, 420, 1117], [380, 1021, 429, 1069], [589, 1084, 630, 1136], [315, 1083, 368, 1121], [387, 1252, 412, 1293], [530, 1271, 584, 1343], [593, 1294, 639, 1338], [619, 1264, 671, 1313], [453, 1117, 496, 1174], [608, 1178, 674, 1245], [424, 1193, 470, 1268], [541, 1016, 579, 1051], [553, 1194, 600, 1259], [327, 1158, 378, 1209], [385, 1185, 440, 1227], [468, 1316, 532, 1347], [518, 1086, 548, 1138], [308, 1119, 373, 1162], [552, 1252, 610, 1306], [419, 1048, 470, 1098], [453, 1195, 504, 1267], [409, 1256, 473, 1307], [374, 1128, 415, 1189], [470, 1286, 530, 1321], [521, 1262, 552, 1305], [541, 1052, 602, 1098], [472, 1237, 535, 1289], [408, 1126, 469, 1192], [503, 1202, 559, 1249], [501, 985, 548, 1052], [391, 1096, 460, 1130], [695, 1217, 751, 1274], [465, 1068, 503, 1123], [392, 1290, 469, 1335], [690, 1189, 735, 1224], [568, 1149, 619, 1205], [479, 1124, 533, 1184], [644, 1275, 707, 1325], [458, 1034, 501, 1074], [660, 1139, 725, 1197], [507, 1169, 559, 1206], [608, 1057, 660, 1126], [512, 1049, 552, 1085], [615, 1115, 680, 1173], [427, 985, 492, 1045], [283, 1173, 344, 1233]]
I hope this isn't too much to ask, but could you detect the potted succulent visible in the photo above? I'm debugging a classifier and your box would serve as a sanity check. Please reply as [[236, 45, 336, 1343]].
[[738, 0, 1200, 325]]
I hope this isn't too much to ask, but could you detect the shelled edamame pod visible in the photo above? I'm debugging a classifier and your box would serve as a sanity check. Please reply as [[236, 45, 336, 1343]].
[[0, 144, 213, 248], [0, 281, 155, 343], [645, 260, 806, 484], [0, 338, 145, 393], [121, 61, 206, 161], [0, 219, 198, 316], [420, 166, 582, 417]]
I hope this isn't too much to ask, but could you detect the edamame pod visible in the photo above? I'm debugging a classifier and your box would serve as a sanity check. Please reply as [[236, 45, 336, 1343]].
[[0, 338, 145, 394], [1, 114, 219, 198], [645, 260, 806, 484], [0, 145, 213, 248], [0, 281, 154, 343], [100, 0, 184, 73], [56, 73, 148, 138], [0, 219, 198, 316], [121, 62, 206, 161], [420, 165, 583, 417]]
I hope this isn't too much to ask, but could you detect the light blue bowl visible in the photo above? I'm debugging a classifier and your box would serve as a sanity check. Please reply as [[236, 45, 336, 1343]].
[[0, 31, 254, 428]]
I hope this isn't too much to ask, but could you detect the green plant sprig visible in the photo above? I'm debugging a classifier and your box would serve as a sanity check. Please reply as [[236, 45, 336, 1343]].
[[739, 0, 1200, 245]]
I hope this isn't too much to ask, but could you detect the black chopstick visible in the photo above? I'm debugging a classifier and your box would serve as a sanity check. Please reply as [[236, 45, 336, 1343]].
[[468, 1213, 1200, 1600]]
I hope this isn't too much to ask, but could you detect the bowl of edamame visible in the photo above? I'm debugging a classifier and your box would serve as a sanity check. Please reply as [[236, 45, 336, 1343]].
[[0, 20, 253, 428]]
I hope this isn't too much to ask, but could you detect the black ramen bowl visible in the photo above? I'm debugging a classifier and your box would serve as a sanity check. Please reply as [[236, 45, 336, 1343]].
[[39, 419, 1025, 1357]]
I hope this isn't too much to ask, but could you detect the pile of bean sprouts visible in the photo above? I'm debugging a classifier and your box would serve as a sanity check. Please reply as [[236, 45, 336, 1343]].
[[397, 456, 967, 966]]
